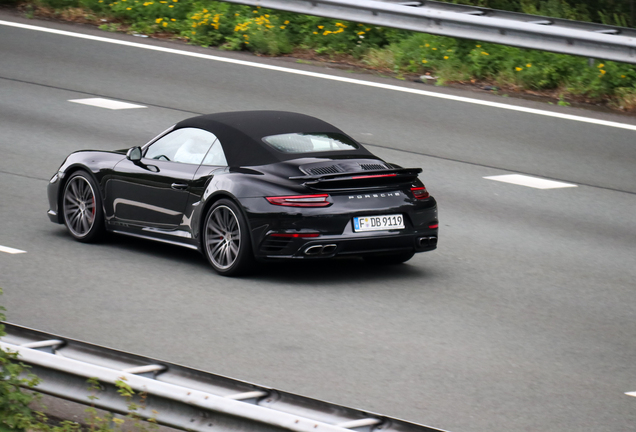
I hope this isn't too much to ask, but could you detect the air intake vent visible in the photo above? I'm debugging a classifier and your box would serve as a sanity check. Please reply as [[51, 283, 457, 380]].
[[260, 237, 293, 253], [360, 163, 388, 171], [308, 166, 342, 175]]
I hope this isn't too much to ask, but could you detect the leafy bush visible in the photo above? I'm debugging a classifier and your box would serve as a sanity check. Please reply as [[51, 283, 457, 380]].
[[19, 0, 636, 108]]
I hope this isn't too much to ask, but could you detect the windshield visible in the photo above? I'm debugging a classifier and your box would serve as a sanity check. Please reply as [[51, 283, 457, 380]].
[[262, 133, 359, 154]]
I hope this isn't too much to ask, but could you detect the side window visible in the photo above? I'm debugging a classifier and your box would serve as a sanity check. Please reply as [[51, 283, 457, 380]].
[[145, 128, 217, 165], [201, 140, 228, 166]]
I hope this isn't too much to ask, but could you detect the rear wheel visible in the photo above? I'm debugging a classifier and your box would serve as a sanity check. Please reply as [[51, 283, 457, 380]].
[[203, 199, 254, 276], [364, 250, 415, 265], [62, 171, 104, 242]]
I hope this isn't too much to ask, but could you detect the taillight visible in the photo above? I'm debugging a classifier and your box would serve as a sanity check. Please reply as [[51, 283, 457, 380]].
[[266, 194, 331, 207], [411, 186, 430, 200], [351, 174, 397, 180], [270, 233, 320, 238]]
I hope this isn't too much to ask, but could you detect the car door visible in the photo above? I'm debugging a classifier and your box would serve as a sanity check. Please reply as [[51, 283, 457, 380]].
[[106, 128, 217, 228]]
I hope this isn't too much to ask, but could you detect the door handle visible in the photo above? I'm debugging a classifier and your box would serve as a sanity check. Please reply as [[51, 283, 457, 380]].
[[171, 183, 188, 190]]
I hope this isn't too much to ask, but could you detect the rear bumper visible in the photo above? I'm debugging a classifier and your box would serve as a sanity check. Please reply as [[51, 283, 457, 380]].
[[256, 231, 437, 260], [242, 195, 439, 260]]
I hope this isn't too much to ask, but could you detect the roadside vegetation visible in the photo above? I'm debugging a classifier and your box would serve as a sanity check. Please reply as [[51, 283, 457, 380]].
[[2, 0, 636, 111]]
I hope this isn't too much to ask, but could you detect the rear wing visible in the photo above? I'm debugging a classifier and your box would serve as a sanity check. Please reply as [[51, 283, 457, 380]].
[[290, 168, 422, 191]]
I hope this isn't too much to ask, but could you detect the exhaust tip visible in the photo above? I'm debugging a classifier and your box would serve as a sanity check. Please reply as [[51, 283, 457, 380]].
[[418, 236, 438, 247], [305, 245, 323, 256], [322, 244, 337, 254]]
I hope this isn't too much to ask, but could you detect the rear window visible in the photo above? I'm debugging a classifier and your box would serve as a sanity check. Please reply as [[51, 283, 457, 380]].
[[262, 133, 359, 154]]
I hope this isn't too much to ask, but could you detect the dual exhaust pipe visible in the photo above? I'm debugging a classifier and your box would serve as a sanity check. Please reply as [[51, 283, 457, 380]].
[[304, 244, 337, 256], [417, 236, 437, 248]]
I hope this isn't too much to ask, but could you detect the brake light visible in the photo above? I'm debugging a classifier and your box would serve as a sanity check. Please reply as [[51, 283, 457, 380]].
[[428, 223, 439, 229], [266, 194, 331, 207], [351, 174, 397, 180], [270, 233, 320, 238], [411, 186, 430, 200]]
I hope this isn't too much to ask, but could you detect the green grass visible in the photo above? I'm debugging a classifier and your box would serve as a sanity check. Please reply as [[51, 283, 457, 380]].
[[18, 0, 636, 110]]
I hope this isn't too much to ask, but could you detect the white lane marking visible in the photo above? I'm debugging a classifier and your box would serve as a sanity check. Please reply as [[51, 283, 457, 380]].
[[69, 98, 146, 110], [626, 392, 636, 397], [0, 245, 27, 254], [484, 174, 578, 189], [2, 20, 636, 132]]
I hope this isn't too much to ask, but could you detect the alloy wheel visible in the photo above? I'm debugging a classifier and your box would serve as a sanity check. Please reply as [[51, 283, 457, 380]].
[[63, 175, 96, 238], [205, 205, 241, 270]]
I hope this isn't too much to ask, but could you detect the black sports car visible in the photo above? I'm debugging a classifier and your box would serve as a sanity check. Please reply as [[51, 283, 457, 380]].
[[47, 111, 438, 276]]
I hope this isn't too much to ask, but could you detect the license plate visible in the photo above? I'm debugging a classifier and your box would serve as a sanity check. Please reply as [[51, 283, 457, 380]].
[[353, 214, 404, 232]]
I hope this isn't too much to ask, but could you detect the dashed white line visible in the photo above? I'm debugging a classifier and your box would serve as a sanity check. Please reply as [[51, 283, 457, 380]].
[[69, 98, 146, 110], [2, 19, 636, 132], [484, 174, 578, 189], [0, 245, 27, 254], [626, 392, 636, 397]]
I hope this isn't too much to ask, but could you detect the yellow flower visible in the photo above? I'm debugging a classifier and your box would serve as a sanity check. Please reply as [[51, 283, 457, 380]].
[[168, 5, 173, 7], [598, 63, 604, 68], [280, 25, 286, 29], [323, 30, 331, 35], [357, 31, 365, 35], [191, 31, 195, 34], [318, 25, 324, 29], [284, 20, 289, 24], [600, 69, 606, 74], [252, 10, 257, 13], [243, 34, 248, 39], [476, 44, 481, 47], [126, 6, 131, 9], [622, 75, 626, 78], [162, 21, 167, 26], [265, 14, 269, 17], [192, 23, 196, 27], [245, 41, 249, 44], [443, 56, 449, 59], [481, 51, 489, 55], [365, 28, 370, 31], [432, 47, 437, 50], [515, 67, 522, 71], [425, 43, 430, 47], [422, 59, 427, 63], [155, 18, 163, 23], [526, 63, 532, 68], [313, 31, 318, 34]]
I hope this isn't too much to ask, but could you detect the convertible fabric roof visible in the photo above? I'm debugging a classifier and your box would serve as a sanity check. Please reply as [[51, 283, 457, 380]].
[[175, 111, 373, 166]]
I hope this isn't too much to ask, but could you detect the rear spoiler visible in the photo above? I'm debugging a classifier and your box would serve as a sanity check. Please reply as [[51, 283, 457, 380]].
[[290, 168, 422, 190]]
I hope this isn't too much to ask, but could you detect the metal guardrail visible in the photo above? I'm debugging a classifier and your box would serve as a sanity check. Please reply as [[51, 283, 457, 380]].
[[1, 323, 447, 432], [219, 0, 636, 63]]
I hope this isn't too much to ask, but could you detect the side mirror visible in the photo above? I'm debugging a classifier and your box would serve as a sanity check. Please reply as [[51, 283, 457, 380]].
[[126, 146, 142, 162]]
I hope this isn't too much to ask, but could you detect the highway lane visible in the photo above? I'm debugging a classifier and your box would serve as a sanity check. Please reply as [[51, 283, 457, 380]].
[[1, 15, 636, 432], [2, 14, 636, 192]]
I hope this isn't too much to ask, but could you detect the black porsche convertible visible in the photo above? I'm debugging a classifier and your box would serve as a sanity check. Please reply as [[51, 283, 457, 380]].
[[47, 111, 438, 276]]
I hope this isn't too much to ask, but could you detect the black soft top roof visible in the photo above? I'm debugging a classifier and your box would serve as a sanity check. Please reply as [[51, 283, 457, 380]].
[[175, 111, 373, 166]]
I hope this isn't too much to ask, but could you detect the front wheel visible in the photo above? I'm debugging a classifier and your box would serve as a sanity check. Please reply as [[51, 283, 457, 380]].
[[364, 250, 415, 265], [202, 199, 254, 276], [62, 171, 104, 242]]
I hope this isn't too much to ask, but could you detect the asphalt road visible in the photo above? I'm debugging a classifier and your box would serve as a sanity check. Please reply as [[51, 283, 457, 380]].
[[1, 13, 635, 432]]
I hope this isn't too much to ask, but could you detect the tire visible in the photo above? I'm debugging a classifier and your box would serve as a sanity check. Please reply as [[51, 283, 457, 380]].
[[363, 250, 415, 265], [62, 171, 104, 242], [202, 199, 254, 276]]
